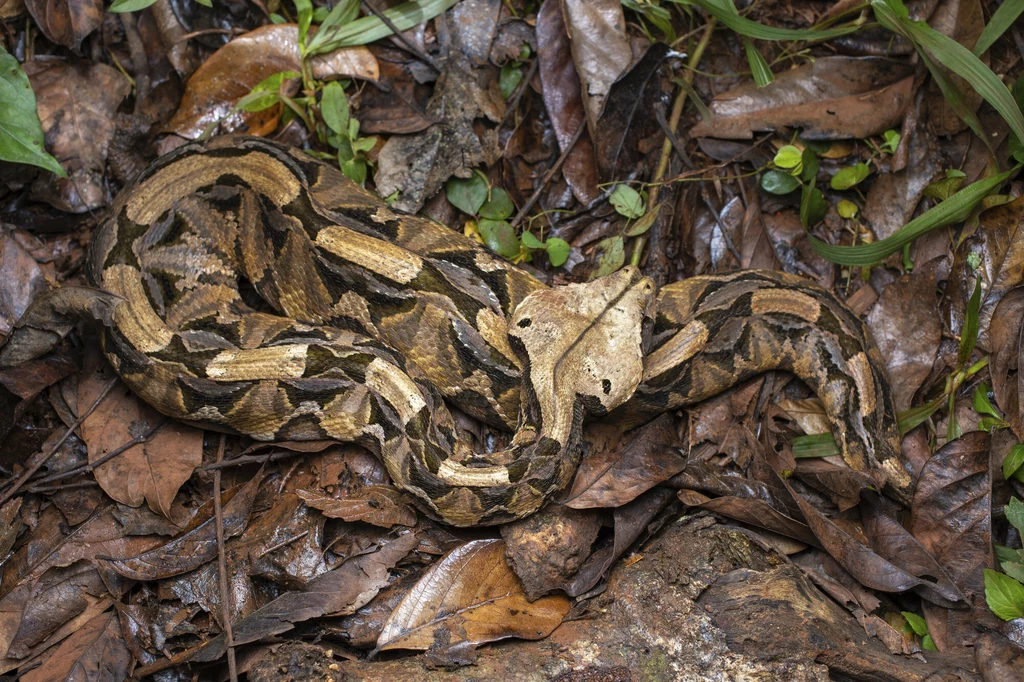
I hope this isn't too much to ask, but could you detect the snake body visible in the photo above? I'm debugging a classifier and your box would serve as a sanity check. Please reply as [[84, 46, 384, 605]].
[[88, 136, 908, 526]]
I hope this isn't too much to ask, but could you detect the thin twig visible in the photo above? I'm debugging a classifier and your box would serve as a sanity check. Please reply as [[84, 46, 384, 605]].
[[510, 121, 587, 230], [213, 434, 238, 682], [0, 377, 118, 507], [361, 1, 442, 72], [202, 449, 302, 471]]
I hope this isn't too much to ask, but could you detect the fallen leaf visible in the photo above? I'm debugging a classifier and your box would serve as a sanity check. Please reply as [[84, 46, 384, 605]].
[[78, 365, 202, 518], [862, 128, 941, 241], [866, 267, 942, 412], [691, 57, 914, 140], [24, 0, 101, 51], [678, 489, 819, 547], [167, 23, 379, 140], [355, 47, 432, 135], [560, 0, 630, 135], [25, 60, 131, 212], [20, 610, 130, 682], [298, 486, 417, 528], [98, 471, 263, 581], [376, 539, 570, 655], [0, 229, 48, 345], [564, 415, 685, 509], [989, 287, 1024, 438], [536, 0, 598, 203]]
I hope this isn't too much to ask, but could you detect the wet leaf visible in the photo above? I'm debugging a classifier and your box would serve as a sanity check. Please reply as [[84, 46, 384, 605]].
[[376, 539, 570, 654], [0, 48, 64, 176], [20, 611, 130, 682], [761, 169, 800, 194], [24, 0, 101, 51], [691, 57, 914, 140], [98, 471, 263, 580], [297, 486, 416, 527], [560, 0, 631, 134], [167, 24, 378, 140], [477, 219, 520, 259]]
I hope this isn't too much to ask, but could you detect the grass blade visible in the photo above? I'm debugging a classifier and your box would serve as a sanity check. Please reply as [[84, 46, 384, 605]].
[[974, 0, 1024, 56], [306, 0, 459, 55], [672, 0, 859, 41]]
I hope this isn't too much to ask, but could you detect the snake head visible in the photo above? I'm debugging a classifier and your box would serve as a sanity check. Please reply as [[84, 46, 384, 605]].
[[508, 266, 656, 439]]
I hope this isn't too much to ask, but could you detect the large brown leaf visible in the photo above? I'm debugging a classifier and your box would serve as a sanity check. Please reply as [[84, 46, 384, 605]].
[[690, 57, 914, 140], [297, 486, 416, 528], [560, 0, 630, 135], [78, 364, 201, 518], [24, 0, 101, 51], [167, 23, 379, 140], [990, 288, 1024, 439], [20, 610, 130, 682], [376, 539, 570, 655]]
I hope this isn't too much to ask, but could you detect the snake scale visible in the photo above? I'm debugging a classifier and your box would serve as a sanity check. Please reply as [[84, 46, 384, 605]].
[[88, 136, 909, 526]]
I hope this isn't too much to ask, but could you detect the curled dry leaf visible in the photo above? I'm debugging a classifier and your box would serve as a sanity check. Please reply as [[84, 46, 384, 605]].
[[536, 0, 598, 204], [98, 471, 264, 581], [167, 23, 379, 140], [690, 57, 914, 140], [20, 610, 130, 682], [560, 0, 631, 135], [24, 60, 131, 212], [376, 539, 570, 655], [865, 268, 942, 413], [0, 229, 48, 345], [79, 364, 202, 518], [564, 414, 685, 509], [297, 485, 417, 528], [24, 0, 101, 51]]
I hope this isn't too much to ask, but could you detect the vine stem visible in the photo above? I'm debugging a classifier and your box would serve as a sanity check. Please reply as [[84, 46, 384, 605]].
[[630, 18, 716, 267]]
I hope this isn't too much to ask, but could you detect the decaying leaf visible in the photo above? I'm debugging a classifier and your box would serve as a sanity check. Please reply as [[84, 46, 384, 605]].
[[167, 24, 379, 140], [560, 0, 630, 135], [376, 539, 570, 656], [989, 287, 1024, 439], [20, 610, 130, 682], [298, 485, 417, 528], [24, 0, 101, 51], [691, 57, 914, 140]]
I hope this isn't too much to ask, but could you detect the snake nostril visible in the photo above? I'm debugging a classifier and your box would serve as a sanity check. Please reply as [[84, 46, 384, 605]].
[[517, 318, 532, 328]]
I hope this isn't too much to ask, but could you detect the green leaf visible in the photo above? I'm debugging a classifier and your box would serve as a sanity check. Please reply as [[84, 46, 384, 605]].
[[773, 145, 803, 171], [321, 81, 351, 135], [241, 70, 299, 112], [480, 188, 514, 220], [595, 236, 625, 278], [958, 278, 982, 367], [923, 168, 967, 201], [520, 231, 544, 249], [294, 0, 314, 47], [800, 147, 819, 183], [800, 183, 827, 227], [0, 47, 66, 177], [499, 63, 524, 99], [1007, 497, 1024, 535], [109, 0, 160, 10], [270, 13, 287, 23], [995, 544, 1023, 565], [477, 219, 520, 259], [1003, 561, 1024, 583], [743, 38, 773, 87], [973, 382, 1002, 420], [545, 238, 570, 267], [673, 0, 858, 41], [1003, 443, 1024, 481], [872, 0, 1024, 145], [351, 136, 377, 153], [901, 611, 928, 636], [922, 635, 937, 651], [837, 199, 859, 219], [341, 157, 367, 185], [792, 433, 839, 458], [318, 0, 361, 35], [624, 207, 659, 237], [984, 568, 1024, 621], [978, 416, 1008, 432], [809, 168, 1015, 266], [306, 0, 460, 56], [194, 0, 212, 6], [973, 0, 1024, 56], [446, 172, 488, 215], [609, 185, 646, 219], [1010, 77, 1024, 165], [831, 162, 870, 190], [761, 169, 800, 194], [881, 129, 901, 154]]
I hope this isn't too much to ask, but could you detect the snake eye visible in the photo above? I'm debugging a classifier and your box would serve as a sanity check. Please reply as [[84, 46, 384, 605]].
[[517, 318, 532, 328], [602, 379, 611, 395]]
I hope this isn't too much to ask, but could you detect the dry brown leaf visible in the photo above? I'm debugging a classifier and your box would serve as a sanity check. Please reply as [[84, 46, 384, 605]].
[[98, 471, 263, 581], [24, 60, 131, 212], [167, 23, 379, 140], [376, 539, 570, 656], [24, 0, 101, 51], [990, 288, 1024, 439], [78, 364, 201, 518], [20, 610, 130, 682], [560, 0, 630, 135], [691, 57, 913, 140], [297, 486, 417, 528], [0, 0, 25, 20], [0, 229, 48, 345]]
